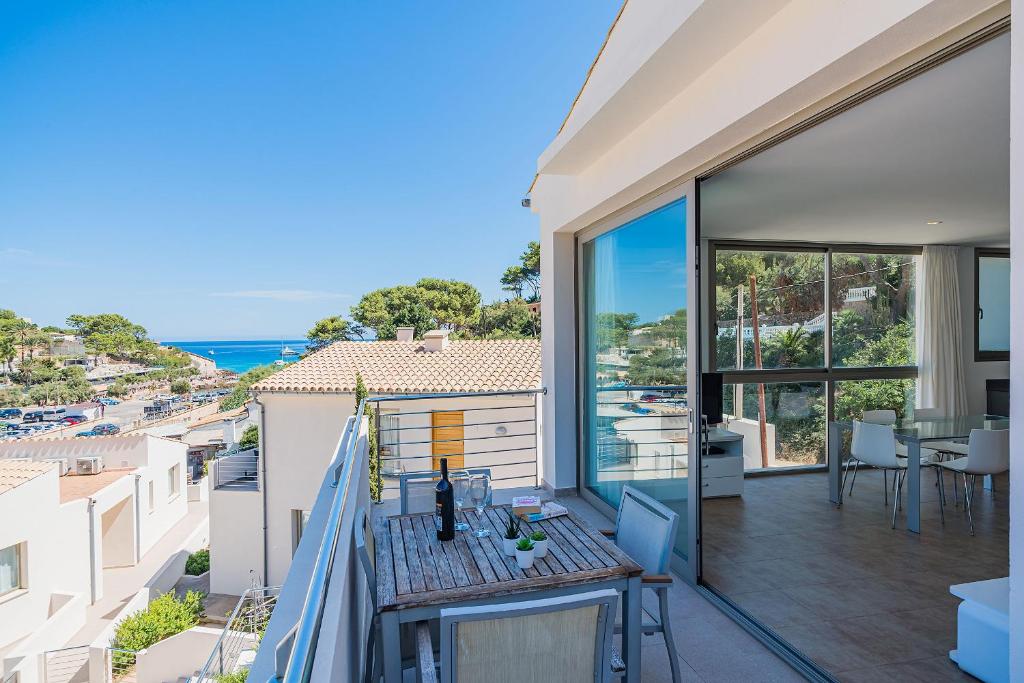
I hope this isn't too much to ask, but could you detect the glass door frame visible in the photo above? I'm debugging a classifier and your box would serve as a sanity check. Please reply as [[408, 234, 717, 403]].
[[574, 181, 702, 583]]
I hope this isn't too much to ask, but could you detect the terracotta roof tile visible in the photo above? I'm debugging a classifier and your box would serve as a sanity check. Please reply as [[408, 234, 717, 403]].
[[0, 460, 55, 495], [251, 339, 541, 394]]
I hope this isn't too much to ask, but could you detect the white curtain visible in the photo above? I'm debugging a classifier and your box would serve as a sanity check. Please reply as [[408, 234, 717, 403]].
[[915, 245, 968, 415]]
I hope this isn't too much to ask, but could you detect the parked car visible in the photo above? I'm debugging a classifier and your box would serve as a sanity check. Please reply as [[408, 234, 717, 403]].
[[22, 410, 44, 423], [0, 408, 23, 419], [42, 408, 67, 422], [75, 430, 97, 438], [97, 397, 121, 406], [92, 423, 120, 435], [61, 415, 87, 425]]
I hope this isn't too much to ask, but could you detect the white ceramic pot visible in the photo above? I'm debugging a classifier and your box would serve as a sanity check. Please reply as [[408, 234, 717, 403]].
[[515, 547, 535, 570], [502, 537, 518, 556], [532, 538, 549, 558]]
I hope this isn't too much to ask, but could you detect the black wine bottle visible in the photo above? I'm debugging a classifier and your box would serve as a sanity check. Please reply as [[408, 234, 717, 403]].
[[435, 457, 455, 541]]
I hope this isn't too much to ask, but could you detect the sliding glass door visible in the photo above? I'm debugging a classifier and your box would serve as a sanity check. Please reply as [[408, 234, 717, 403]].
[[578, 188, 697, 578]]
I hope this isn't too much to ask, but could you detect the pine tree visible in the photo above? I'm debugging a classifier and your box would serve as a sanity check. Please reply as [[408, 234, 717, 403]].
[[354, 373, 381, 501]]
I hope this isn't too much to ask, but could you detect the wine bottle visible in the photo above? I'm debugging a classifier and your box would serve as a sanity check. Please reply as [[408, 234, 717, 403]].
[[435, 457, 455, 541]]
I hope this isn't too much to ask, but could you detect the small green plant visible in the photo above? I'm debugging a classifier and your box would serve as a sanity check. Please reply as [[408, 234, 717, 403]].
[[515, 537, 534, 552], [238, 424, 259, 450], [502, 510, 522, 540], [185, 548, 210, 575], [214, 667, 249, 683], [529, 530, 547, 542]]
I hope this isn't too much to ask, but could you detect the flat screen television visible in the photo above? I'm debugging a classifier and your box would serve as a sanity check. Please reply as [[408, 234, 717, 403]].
[[702, 372, 723, 425]]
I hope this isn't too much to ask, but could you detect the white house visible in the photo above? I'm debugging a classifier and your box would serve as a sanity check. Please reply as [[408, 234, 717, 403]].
[[0, 434, 189, 683], [208, 330, 541, 595]]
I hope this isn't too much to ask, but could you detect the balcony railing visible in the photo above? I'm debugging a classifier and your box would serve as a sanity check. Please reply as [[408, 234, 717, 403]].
[[194, 586, 280, 681], [212, 449, 259, 491], [371, 389, 544, 501]]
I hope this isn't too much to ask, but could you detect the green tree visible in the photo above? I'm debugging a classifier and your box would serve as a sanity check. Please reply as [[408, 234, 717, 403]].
[[0, 336, 15, 374], [627, 348, 686, 386], [170, 378, 191, 395], [351, 285, 435, 340], [354, 373, 381, 502], [220, 364, 282, 411], [594, 312, 639, 351], [473, 299, 539, 339], [239, 424, 259, 450], [500, 241, 540, 302], [305, 316, 364, 353], [416, 278, 481, 332]]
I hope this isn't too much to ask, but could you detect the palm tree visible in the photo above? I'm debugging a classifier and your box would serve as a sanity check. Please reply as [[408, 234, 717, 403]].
[[0, 337, 14, 375], [776, 327, 809, 367]]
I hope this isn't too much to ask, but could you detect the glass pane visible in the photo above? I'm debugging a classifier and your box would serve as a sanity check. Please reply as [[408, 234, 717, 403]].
[[0, 544, 20, 594], [714, 250, 825, 370], [833, 378, 916, 423], [721, 382, 825, 468], [831, 253, 916, 367], [581, 197, 688, 559], [978, 255, 1010, 354]]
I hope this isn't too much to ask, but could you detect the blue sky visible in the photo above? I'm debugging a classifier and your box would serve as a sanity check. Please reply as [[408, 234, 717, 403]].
[[0, 1, 620, 340]]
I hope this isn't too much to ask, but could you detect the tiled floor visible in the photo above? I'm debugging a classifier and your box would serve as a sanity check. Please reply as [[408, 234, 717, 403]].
[[702, 468, 1008, 681]]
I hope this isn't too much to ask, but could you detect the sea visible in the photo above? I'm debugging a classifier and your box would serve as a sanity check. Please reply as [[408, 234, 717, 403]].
[[163, 339, 310, 374]]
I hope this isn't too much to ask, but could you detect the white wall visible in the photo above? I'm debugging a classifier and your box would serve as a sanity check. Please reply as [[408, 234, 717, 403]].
[[209, 487, 263, 595], [957, 245, 1010, 413], [135, 438, 189, 557], [1008, 1, 1022, 676], [135, 625, 228, 683], [0, 469, 91, 651]]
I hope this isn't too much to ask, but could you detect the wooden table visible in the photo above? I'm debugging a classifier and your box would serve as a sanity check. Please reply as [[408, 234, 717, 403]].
[[375, 505, 645, 682]]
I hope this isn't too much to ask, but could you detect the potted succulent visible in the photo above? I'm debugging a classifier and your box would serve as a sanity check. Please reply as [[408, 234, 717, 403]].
[[515, 537, 535, 570], [501, 510, 522, 556], [529, 530, 548, 558]]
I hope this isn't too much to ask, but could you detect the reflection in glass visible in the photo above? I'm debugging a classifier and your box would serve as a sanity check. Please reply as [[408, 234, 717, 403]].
[[581, 198, 688, 559], [831, 253, 917, 367]]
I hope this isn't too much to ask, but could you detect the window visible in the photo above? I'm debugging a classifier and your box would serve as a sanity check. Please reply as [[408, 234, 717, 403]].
[[714, 249, 825, 370], [379, 413, 401, 461], [0, 543, 23, 596], [292, 510, 311, 555], [975, 248, 1010, 361], [148, 480, 155, 513], [708, 243, 919, 469], [167, 464, 180, 500]]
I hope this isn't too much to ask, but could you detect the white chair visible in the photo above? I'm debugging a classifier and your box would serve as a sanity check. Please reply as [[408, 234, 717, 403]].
[[398, 467, 492, 515], [840, 421, 908, 528], [415, 589, 620, 683], [935, 429, 1009, 535], [602, 485, 682, 683]]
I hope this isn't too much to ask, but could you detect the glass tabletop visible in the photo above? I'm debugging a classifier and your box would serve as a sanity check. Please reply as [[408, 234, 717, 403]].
[[892, 414, 1009, 441]]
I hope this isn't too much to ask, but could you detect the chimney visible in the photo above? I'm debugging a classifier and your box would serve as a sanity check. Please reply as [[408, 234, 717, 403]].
[[422, 329, 450, 352], [396, 326, 415, 342]]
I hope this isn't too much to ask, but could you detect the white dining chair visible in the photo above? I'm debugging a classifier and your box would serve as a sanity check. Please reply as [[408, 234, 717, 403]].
[[398, 467, 493, 515], [601, 485, 682, 683], [841, 421, 909, 528], [414, 589, 620, 683], [935, 429, 1009, 535]]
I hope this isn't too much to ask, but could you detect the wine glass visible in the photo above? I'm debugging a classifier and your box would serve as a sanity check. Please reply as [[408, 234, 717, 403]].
[[451, 471, 471, 532], [469, 473, 492, 538]]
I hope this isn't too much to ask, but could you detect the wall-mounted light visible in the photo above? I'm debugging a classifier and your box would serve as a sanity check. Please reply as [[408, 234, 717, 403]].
[[495, 425, 508, 436], [926, 220, 943, 225]]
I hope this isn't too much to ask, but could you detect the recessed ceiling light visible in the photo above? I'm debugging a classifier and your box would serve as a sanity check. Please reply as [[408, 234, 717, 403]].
[[926, 220, 943, 225]]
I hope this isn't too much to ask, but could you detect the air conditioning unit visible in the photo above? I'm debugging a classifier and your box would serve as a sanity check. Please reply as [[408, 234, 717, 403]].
[[44, 458, 69, 476], [76, 456, 104, 475]]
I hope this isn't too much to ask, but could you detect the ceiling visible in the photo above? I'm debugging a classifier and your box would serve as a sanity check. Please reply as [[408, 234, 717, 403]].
[[700, 33, 1009, 246]]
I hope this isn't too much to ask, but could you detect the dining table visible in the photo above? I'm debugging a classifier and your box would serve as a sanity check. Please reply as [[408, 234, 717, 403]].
[[374, 504, 644, 682], [828, 414, 1009, 533]]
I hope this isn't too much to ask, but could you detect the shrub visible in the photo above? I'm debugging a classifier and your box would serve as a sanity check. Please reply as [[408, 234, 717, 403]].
[[110, 591, 203, 669], [185, 549, 210, 576], [238, 424, 259, 450], [215, 668, 249, 683], [170, 378, 191, 395]]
